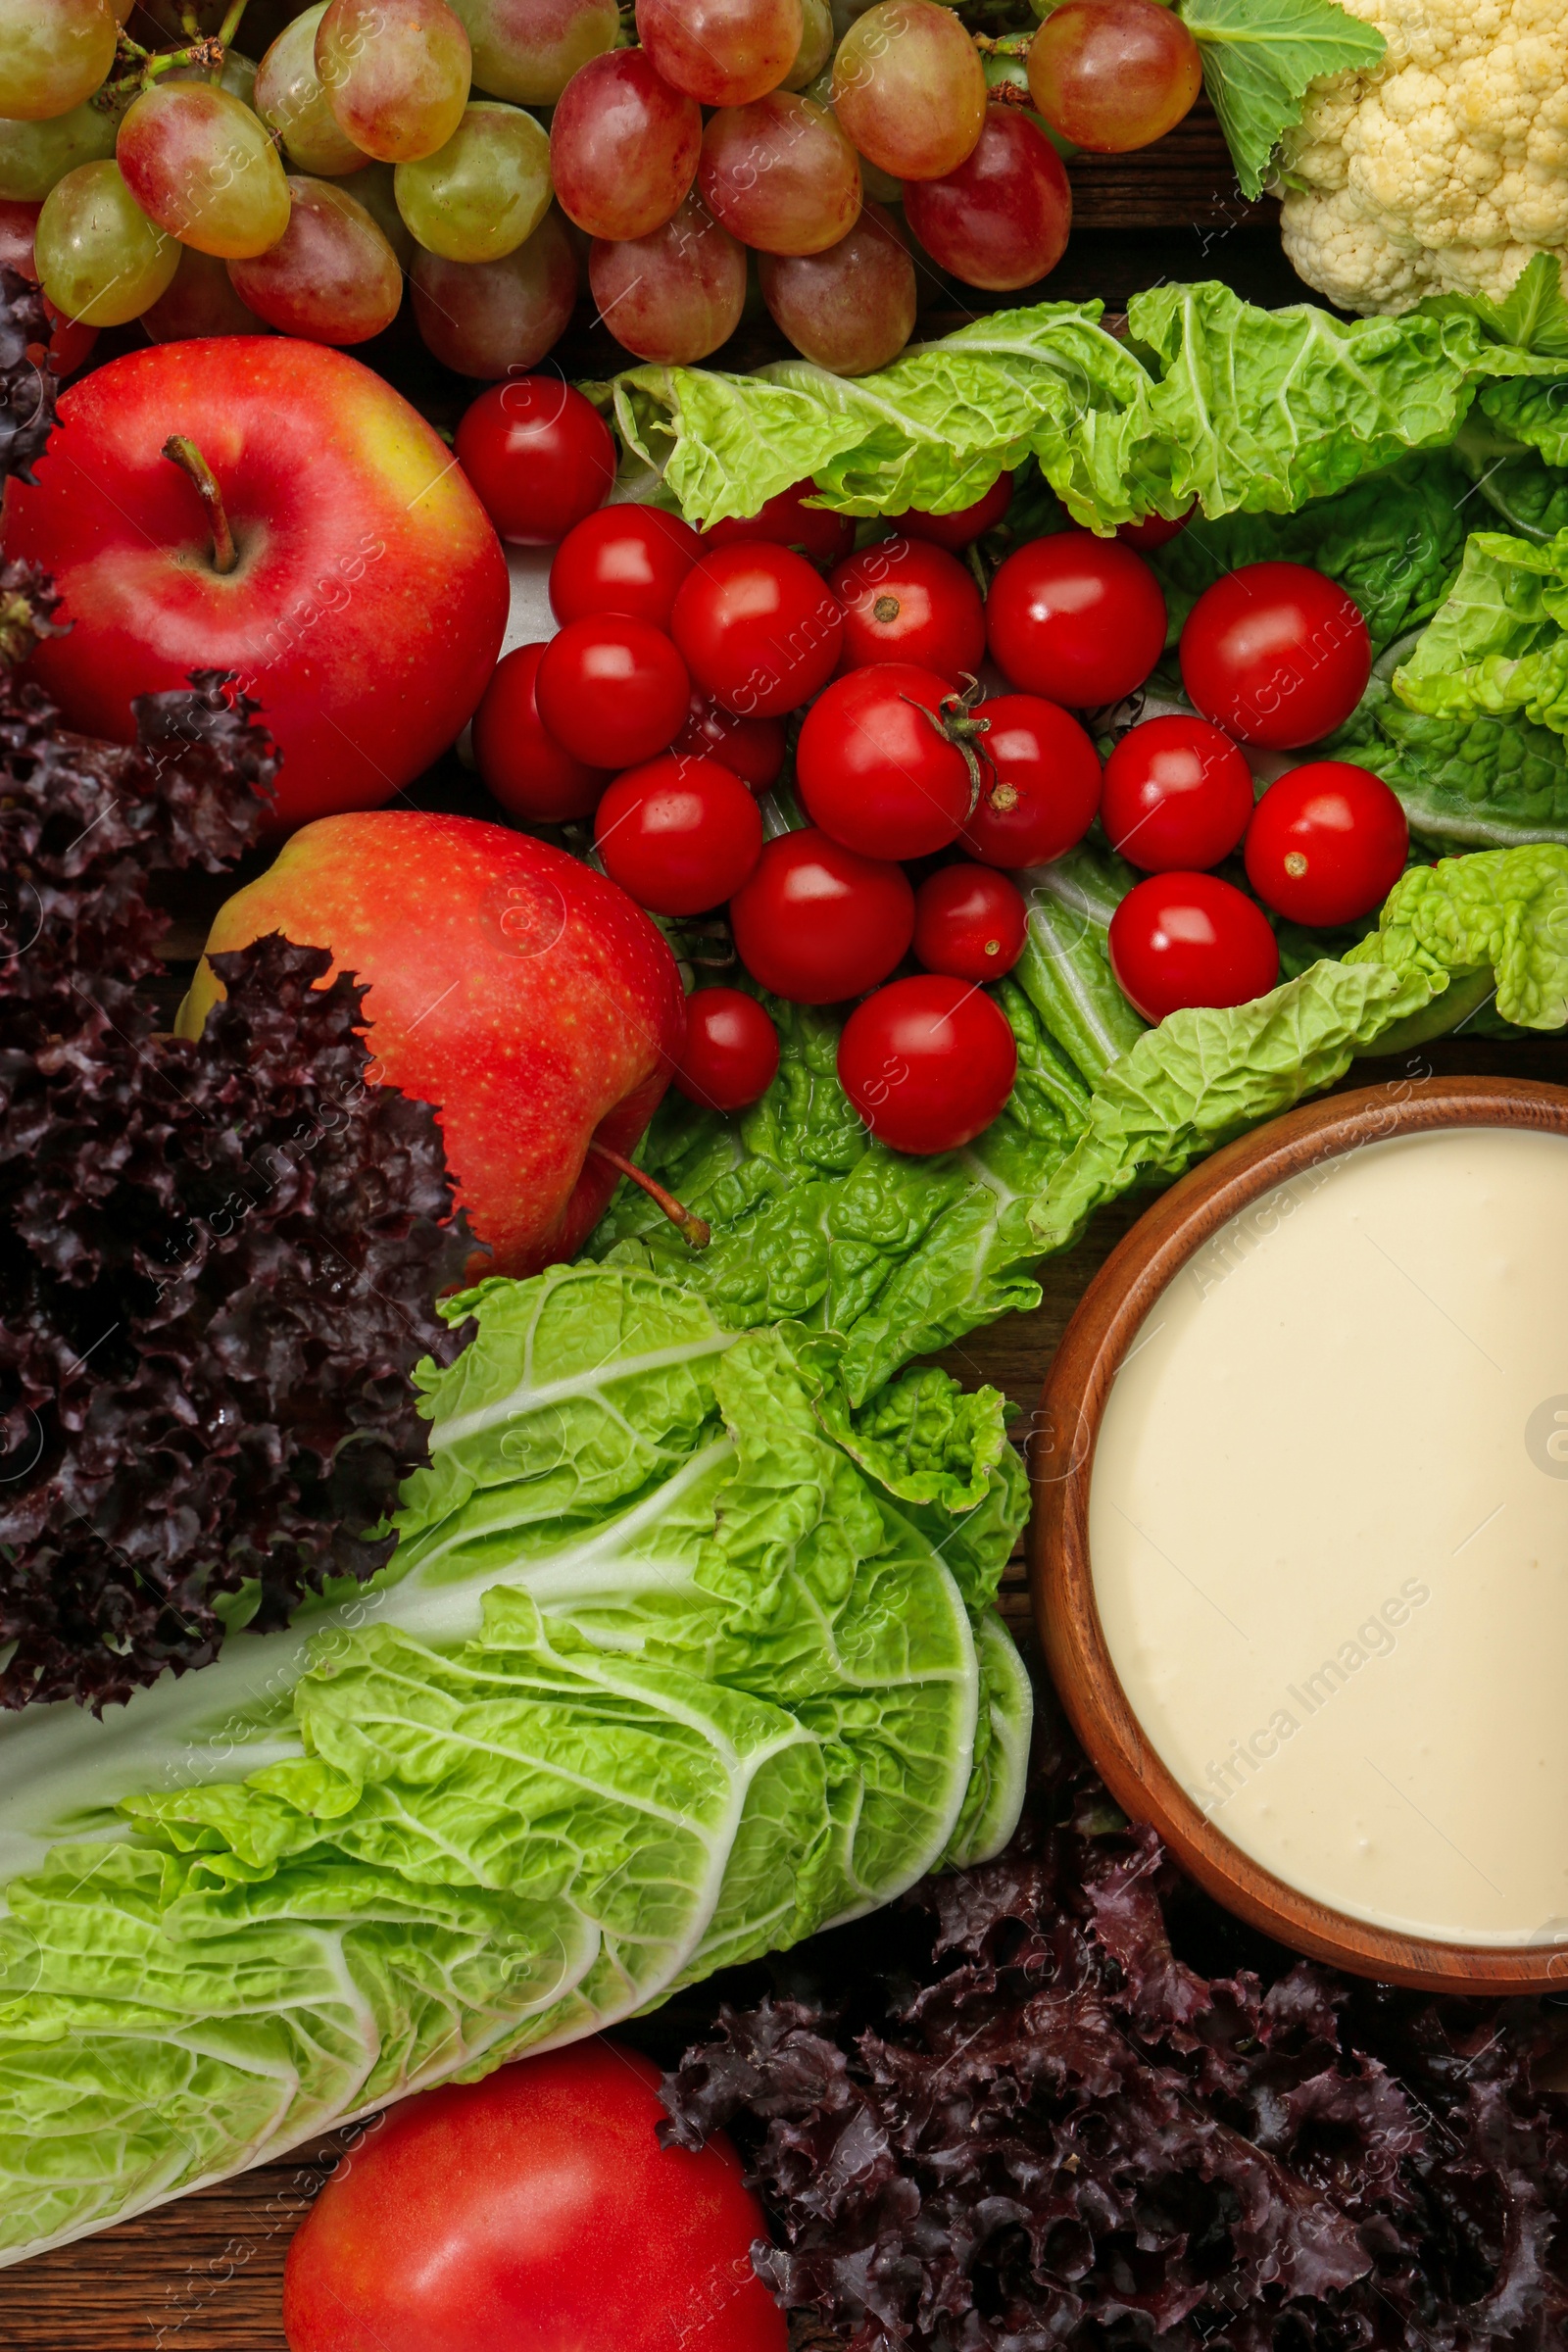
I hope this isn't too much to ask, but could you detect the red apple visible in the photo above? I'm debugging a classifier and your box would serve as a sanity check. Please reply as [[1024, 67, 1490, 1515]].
[[1, 338, 511, 835], [176, 812, 687, 1277]]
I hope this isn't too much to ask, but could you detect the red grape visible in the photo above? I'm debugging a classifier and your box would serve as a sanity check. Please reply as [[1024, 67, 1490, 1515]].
[[912, 863, 1027, 981], [832, 0, 987, 182], [1108, 871, 1279, 1022], [118, 81, 292, 259], [838, 974, 1016, 1153], [903, 471, 1012, 550], [316, 0, 473, 164], [1101, 713, 1255, 873], [1027, 0, 1202, 154], [550, 48, 700, 241], [143, 243, 264, 341], [671, 691, 786, 791], [1244, 760, 1409, 927], [701, 482, 854, 566], [987, 531, 1166, 708], [730, 826, 913, 1003], [595, 751, 763, 915], [673, 988, 780, 1111], [902, 107, 1070, 292], [757, 198, 915, 374], [671, 542, 844, 717], [958, 692, 1101, 868], [227, 178, 401, 345], [590, 192, 746, 365], [551, 504, 704, 630], [636, 0, 804, 107], [472, 642, 611, 823], [455, 378, 615, 547], [536, 615, 691, 767], [698, 91, 860, 256], [828, 535, 985, 683], [411, 208, 576, 376]]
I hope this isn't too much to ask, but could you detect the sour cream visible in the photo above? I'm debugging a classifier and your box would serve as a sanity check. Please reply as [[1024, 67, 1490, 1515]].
[[1089, 1123, 1568, 1946]]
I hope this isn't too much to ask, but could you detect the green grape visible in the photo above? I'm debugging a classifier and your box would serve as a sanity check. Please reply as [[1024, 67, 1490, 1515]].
[[447, 0, 617, 107], [0, 94, 121, 203], [117, 80, 292, 259], [0, 0, 118, 124], [316, 0, 472, 165], [169, 47, 260, 114], [782, 0, 833, 88], [394, 98, 549, 262], [348, 157, 416, 266], [255, 4, 367, 175], [35, 158, 179, 323]]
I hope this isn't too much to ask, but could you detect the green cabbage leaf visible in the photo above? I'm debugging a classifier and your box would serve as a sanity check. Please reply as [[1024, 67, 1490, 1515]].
[[1394, 526, 1568, 739]]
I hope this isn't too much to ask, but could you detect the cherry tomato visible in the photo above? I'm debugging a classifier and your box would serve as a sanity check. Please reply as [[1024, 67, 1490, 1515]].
[[281, 2041, 786, 2352], [1108, 871, 1280, 1023], [958, 692, 1101, 868], [671, 690, 786, 792], [454, 377, 616, 548], [471, 642, 611, 824], [987, 530, 1167, 708], [701, 480, 855, 566], [1116, 506, 1194, 552], [913, 863, 1027, 981], [1244, 759, 1409, 927], [595, 751, 762, 916], [828, 537, 986, 685], [730, 827, 913, 1004], [671, 543, 845, 718], [1100, 713, 1254, 873], [550, 502, 705, 630], [839, 975, 1017, 1154], [673, 987, 781, 1110], [901, 471, 1013, 551], [797, 663, 976, 860], [1180, 562, 1371, 750], [535, 617, 690, 768]]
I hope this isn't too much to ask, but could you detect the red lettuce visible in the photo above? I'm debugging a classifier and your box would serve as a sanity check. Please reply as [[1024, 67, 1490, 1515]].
[[663, 1718, 1568, 2349]]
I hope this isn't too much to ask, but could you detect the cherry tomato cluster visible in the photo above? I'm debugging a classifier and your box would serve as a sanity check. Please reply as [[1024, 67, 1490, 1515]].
[[465, 386, 1411, 1143]]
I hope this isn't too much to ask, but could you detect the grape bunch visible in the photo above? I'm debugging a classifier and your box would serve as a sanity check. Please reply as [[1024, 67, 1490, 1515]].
[[0, 0, 1204, 381]]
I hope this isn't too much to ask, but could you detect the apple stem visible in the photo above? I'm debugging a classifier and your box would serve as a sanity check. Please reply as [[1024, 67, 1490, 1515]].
[[588, 1141, 710, 1250], [163, 435, 238, 576]]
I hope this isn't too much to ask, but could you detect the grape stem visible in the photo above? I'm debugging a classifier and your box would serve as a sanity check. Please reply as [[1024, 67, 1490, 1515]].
[[163, 437, 238, 576], [587, 1142, 710, 1250], [112, 0, 250, 88], [969, 28, 1035, 56]]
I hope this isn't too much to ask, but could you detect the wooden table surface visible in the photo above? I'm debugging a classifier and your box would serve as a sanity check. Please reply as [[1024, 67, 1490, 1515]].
[[9, 105, 1551, 2352]]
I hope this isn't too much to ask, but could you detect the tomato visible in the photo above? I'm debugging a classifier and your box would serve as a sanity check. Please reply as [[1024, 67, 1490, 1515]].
[[828, 537, 986, 685], [901, 471, 1013, 551], [797, 663, 976, 860], [595, 752, 762, 916], [454, 377, 616, 548], [913, 863, 1027, 981], [550, 502, 705, 630], [1100, 713, 1254, 873], [671, 690, 786, 792], [280, 2040, 786, 2352], [1116, 506, 1194, 552], [1180, 562, 1371, 750], [730, 827, 913, 1004], [1244, 759, 1409, 926], [838, 975, 1017, 1154], [701, 480, 855, 566], [535, 617, 690, 768], [673, 987, 781, 1110], [1108, 871, 1280, 1023], [987, 530, 1167, 708], [958, 692, 1101, 868], [471, 642, 611, 824], [671, 543, 844, 718]]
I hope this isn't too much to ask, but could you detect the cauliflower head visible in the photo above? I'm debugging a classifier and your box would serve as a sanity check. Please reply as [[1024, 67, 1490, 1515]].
[[1279, 0, 1568, 314]]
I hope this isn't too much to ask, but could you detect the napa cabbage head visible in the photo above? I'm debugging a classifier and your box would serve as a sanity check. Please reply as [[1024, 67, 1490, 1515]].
[[0, 1264, 1029, 2268]]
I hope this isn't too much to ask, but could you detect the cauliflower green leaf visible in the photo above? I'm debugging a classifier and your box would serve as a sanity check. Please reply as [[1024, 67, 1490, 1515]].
[[1177, 0, 1388, 202]]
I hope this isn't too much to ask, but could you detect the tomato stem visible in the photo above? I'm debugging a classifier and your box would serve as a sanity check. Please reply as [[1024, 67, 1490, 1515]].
[[901, 675, 993, 820], [588, 1141, 710, 1250], [163, 436, 238, 576]]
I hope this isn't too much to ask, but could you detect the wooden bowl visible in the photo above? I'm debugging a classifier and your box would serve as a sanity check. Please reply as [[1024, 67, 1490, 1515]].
[[1029, 1075, 1568, 1993]]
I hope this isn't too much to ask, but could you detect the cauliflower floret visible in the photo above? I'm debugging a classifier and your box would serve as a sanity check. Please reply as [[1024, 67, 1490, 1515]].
[[1278, 0, 1568, 314]]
